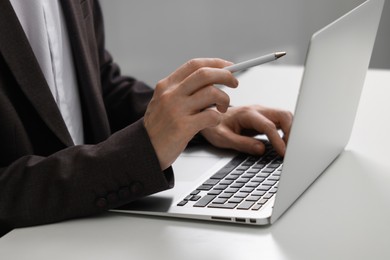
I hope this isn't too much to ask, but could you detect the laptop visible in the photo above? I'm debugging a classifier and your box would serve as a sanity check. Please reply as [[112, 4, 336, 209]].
[[112, 0, 384, 225]]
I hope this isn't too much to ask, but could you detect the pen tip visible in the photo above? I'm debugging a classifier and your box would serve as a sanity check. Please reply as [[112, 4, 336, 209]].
[[275, 52, 287, 59]]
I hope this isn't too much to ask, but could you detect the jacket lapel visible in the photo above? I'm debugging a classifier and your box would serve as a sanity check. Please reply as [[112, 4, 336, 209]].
[[0, 0, 74, 146]]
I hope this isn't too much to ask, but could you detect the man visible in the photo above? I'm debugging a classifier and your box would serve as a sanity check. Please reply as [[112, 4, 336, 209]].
[[0, 0, 292, 237]]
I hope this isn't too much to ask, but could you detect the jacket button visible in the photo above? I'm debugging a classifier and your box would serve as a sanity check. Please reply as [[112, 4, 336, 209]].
[[95, 198, 107, 208], [118, 187, 130, 199], [129, 182, 144, 195]]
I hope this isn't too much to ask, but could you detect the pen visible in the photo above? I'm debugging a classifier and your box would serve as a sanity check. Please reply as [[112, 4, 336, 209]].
[[224, 52, 286, 73]]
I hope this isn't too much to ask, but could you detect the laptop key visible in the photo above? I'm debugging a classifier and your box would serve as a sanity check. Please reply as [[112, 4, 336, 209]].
[[219, 179, 234, 185], [252, 164, 266, 170], [252, 191, 266, 196], [212, 198, 228, 204], [210, 155, 246, 179], [197, 184, 213, 191], [193, 195, 216, 207], [225, 175, 240, 180], [240, 187, 255, 193], [246, 195, 261, 201], [257, 185, 271, 191], [229, 197, 244, 204], [263, 168, 275, 173], [256, 172, 271, 178], [190, 190, 200, 195], [263, 180, 277, 186], [208, 203, 238, 209], [203, 179, 219, 186], [236, 166, 250, 171], [219, 192, 233, 199], [247, 168, 261, 173], [245, 182, 260, 188], [184, 195, 193, 201], [236, 177, 251, 183], [177, 200, 188, 206], [268, 176, 280, 181], [213, 184, 229, 190], [258, 198, 268, 205], [273, 171, 282, 176], [230, 182, 245, 188], [268, 163, 281, 168], [237, 201, 255, 210], [225, 188, 240, 193], [241, 173, 256, 178], [234, 192, 249, 198], [251, 177, 265, 183], [230, 170, 245, 175], [252, 204, 263, 210], [263, 193, 274, 199], [190, 195, 201, 201], [207, 189, 222, 195]]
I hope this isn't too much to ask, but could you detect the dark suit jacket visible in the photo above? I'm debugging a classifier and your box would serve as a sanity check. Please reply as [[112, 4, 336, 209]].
[[0, 0, 174, 236]]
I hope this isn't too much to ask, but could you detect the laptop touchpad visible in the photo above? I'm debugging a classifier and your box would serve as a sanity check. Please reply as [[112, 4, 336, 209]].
[[172, 156, 224, 182]]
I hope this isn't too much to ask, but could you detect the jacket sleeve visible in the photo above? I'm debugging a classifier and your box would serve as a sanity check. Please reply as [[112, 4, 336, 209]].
[[0, 119, 173, 230]]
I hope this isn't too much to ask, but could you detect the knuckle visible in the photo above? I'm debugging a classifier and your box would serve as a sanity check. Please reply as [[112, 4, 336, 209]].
[[195, 67, 212, 79], [158, 90, 174, 108], [279, 110, 294, 121], [205, 85, 218, 96], [209, 110, 222, 125], [159, 91, 169, 102], [205, 86, 230, 107], [222, 92, 230, 105], [155, 79, 167, 95], [263, 121, 277, 133], [239, 105, 252, 115], [185, 58, 203, 70], [200, 109, 222, 129], [286, 111, 294, 120]]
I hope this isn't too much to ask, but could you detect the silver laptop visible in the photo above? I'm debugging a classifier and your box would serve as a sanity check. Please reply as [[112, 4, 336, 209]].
[[112, 0, 384, 225]]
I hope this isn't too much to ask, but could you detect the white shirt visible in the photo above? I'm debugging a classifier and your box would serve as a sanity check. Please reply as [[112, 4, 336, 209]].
[[10, 0, 84, 145]]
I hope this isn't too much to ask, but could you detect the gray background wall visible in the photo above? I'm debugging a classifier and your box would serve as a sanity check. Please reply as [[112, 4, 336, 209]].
[[100, 0, 389, 86]]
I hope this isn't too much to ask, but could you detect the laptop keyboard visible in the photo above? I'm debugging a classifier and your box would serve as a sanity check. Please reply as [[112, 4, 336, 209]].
[[177, 142, 283, 211]]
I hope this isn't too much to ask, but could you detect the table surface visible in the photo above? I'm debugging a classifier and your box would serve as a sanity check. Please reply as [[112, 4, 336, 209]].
[[1, 65, 389, 260]]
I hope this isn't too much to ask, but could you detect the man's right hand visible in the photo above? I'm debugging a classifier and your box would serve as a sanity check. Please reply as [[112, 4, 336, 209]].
[[143, 58, 239, 170]]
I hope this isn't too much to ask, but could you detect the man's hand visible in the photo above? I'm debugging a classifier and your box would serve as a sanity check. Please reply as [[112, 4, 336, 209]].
[[144, 58, 239, 170], [200, 105, 293, 156]]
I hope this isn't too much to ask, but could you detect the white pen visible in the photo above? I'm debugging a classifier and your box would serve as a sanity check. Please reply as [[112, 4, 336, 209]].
[[224, 51, 286, 73]]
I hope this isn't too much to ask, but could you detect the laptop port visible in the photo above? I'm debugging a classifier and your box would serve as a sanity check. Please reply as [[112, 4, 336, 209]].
[[235, 218, 246, 223], [211, 216, 232, 222]]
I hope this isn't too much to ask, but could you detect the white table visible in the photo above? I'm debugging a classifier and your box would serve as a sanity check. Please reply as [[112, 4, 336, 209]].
[[1, 66, 390, 260]]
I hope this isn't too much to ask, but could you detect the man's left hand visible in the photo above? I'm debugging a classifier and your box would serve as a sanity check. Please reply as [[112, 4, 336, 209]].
[[200, 105, 293, 156]]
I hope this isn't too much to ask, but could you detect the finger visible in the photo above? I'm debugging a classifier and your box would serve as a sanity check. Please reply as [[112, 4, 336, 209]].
[[180, 67, 238, 96], [279, 111, 293, 144], [258, 121, 286, 156], [258, 108, 293, 147], [188, 85, 230, 113], [167, 58, 233, 86], [244, 112, 287, 156], [190, 109, 222, 132]]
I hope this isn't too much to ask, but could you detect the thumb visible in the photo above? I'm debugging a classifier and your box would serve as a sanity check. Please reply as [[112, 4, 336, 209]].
[[224, 131, 266, 155]]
